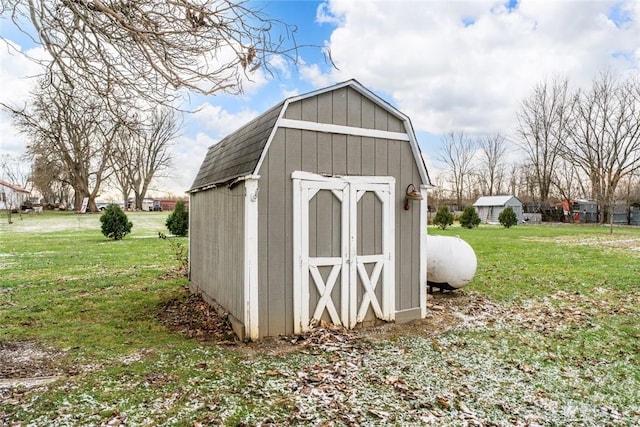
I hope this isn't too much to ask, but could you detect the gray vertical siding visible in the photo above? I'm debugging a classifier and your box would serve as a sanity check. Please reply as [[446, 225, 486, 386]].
[[309, 190, 344, 326], [356, 192, 384, 323], [190, 186, 245, 322], [258, 88, 423, 337]]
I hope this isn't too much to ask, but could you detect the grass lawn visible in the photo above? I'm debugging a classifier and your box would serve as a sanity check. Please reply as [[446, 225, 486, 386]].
[[1, 211, 639, 425]]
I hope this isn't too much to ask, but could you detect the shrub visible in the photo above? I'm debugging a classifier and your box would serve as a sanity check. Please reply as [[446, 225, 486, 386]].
[[499, 206, 518, 228], [100, 204, 133, 240], [460, 206, 481, 229], [433, 205, 454, 230], [166, 200, 189, 236]]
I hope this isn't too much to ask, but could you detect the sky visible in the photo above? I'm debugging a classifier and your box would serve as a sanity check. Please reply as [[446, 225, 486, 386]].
[[1, 0, 639, 198]]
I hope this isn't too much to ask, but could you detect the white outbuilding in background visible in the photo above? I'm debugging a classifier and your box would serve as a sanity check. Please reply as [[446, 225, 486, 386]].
[[473, 195, 523, 225]]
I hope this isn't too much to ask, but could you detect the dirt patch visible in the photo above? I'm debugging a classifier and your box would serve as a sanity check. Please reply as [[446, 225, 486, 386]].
[[0, 341, 65, 404], [0, 341, 64, 379], [157, 293, 239, 343], [155, 290, 477, 353]]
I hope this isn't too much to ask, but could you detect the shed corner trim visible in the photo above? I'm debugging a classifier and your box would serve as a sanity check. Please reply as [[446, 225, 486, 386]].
[[244, 177, 260, 340], [419, 185, 428, 318]]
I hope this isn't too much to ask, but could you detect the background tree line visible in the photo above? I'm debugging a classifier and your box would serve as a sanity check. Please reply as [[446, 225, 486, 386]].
[[6, 81, 179, 212], [434, 71, 640, 224]]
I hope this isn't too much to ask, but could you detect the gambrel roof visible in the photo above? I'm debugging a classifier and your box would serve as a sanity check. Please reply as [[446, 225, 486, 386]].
[[190, 103, 283, 191], [189, 80, 430, 192]]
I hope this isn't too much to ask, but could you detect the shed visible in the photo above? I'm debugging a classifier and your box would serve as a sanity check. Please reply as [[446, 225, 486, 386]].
[[572, 199, 599, 223], [188, 80, 432, 340], [0, 179, 29, 211], [473, 195, 523, 224], [631, 205, 640, 226]]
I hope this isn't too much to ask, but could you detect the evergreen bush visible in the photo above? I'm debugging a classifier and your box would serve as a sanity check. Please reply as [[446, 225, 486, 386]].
[[166, 200, 189, 236], [433, 205, 454, 230], [100, 204, 133, 240], [460, 206, 481, 229], [499, 206, 518, 228]]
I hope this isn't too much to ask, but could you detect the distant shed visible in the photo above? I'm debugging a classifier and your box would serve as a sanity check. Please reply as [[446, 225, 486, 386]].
[[0, 179, 29, 211], [188, 80, 432, 340], [573, 199, 599, 223], [473, 195, 523, 224]]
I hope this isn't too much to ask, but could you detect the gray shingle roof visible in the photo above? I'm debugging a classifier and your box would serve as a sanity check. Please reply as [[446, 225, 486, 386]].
[[473, 195, 521, 207], [189, 102, 284, 191]]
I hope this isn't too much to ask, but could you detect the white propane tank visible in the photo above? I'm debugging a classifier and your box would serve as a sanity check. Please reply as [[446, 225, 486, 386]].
[[426, 235, 477, 290]]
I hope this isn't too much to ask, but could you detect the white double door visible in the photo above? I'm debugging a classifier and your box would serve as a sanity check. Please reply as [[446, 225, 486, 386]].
[[292, 171, 395, 334]]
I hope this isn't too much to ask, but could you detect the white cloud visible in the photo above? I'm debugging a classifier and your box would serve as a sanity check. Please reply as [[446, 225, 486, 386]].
[[269, 54, 292, 79], [299, 60, 336, 88], [281, 86, 300, 99], [0, 41, 47, 157], [316, 1, 342, 25], [191, 103, 258, 138], [152, 132, 219, 196], [155, 105, 262, 195], [305, 0, 640, 138], [0, 42, 47, 101]]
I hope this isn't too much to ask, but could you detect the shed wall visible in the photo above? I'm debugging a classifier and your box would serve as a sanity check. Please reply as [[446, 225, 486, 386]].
[[477, 203, 523, 224], [510, 204, 524, 223], [190, 185, 245, 322], [257, 89, 423, 336], [631, 207, 640, 226]]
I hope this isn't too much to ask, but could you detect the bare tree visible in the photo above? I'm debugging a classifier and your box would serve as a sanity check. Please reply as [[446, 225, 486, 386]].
[[516, 76, 574, 203], [0, 154, 30, 190], [112, 107, 179, 210], [0, 154, 31, 223], [6, 78, 122, 212], [564, 71, 640, 226], [1, 0, 301, 107], [623, 171, 640, 205], [30, 154, 74, 208], [476, 133, 508, 196], [438, 131, 476, 208], [507, 163, 520, 196], [109, 129, 134, 209], [428, 173, 447, 211], [551, 157, 584, 222]]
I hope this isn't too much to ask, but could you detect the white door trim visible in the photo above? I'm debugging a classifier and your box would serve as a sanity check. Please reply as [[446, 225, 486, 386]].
[[292, 171, 395, 333], [293, 175, 349, 334]]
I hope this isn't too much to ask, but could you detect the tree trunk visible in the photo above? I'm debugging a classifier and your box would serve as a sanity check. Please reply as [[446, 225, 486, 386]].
[[72, 173, 91, 212], [134, 190, 143, 211], [121, 190, 129, 210], [73, 190, 89, 212]]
